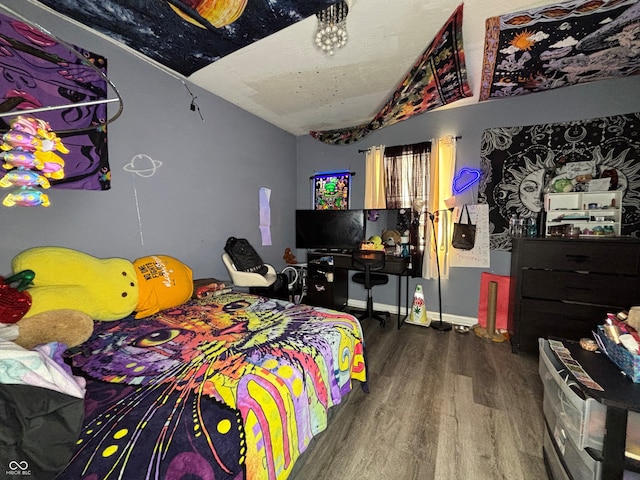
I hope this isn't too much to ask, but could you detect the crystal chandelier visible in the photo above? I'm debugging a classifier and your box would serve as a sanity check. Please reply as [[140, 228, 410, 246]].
[[315, 1, 349, 55]]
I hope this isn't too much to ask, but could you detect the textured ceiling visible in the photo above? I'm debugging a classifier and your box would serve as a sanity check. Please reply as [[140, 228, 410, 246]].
[[188, 0, 554, 135]]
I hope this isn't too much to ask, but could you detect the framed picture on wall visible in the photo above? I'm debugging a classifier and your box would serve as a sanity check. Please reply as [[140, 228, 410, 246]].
[[313, 170, 351, 210]]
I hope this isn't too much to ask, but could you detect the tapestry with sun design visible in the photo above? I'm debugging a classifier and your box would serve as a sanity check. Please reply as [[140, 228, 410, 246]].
[[479, 0, 640, 101], [478, 112, 640, 251], [59, 292, 366, 480]]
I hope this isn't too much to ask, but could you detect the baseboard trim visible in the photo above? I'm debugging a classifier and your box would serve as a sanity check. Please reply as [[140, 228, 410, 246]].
[[346, 299, 477, 327]]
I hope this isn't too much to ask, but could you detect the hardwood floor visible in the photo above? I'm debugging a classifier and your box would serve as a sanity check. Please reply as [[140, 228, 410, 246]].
[[290, 316, 548, 480]]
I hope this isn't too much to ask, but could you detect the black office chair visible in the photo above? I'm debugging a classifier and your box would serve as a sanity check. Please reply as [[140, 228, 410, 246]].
[[351, 250, 390, 327]]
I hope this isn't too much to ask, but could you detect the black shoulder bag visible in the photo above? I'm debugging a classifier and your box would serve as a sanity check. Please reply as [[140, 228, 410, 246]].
[[225, 237, 268, 275], [451, 205, 476, 250]]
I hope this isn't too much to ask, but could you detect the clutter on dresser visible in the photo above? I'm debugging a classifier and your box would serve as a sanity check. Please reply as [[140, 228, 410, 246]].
[[508, 212, 538, 238], [593, 311, 640, 383], [544, 190, 622, 237]]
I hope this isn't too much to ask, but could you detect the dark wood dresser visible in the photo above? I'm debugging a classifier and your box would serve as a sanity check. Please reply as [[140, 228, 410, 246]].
[[508, 237, 640, 353]]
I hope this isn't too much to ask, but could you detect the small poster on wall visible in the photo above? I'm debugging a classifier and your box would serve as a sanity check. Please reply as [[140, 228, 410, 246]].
[[450, 204, 490, 268], [313, 171, 351, 210]]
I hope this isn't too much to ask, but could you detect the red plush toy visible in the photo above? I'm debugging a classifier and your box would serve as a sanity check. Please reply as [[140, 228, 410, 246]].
[[0, 270, 34, 324]]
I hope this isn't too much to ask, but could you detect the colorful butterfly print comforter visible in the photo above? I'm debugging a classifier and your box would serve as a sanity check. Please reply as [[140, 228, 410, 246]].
[[59, 292, 367, 480]]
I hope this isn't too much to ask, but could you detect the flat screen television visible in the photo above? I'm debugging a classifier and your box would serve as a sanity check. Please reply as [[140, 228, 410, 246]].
[[296, 209, 366, 251]]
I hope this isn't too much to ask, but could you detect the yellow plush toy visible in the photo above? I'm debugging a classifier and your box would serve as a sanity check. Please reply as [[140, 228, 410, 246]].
[[12, 246, 139, 321], [11, 247, 194, 322]]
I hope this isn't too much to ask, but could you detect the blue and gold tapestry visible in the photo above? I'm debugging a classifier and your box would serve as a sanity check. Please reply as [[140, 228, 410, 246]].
[[35, 0, 339, 76], [480, 0, 640, 101]]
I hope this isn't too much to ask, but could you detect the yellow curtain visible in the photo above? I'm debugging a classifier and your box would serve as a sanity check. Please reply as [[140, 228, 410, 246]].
[[423, 135, 456, 280], [364, 145, 387, 210]]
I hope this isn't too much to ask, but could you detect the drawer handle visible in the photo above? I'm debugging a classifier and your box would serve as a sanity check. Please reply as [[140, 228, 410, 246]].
[[565, 285, 590, 291], [561, 315, 591, 321], [564, 254, 590, 263]]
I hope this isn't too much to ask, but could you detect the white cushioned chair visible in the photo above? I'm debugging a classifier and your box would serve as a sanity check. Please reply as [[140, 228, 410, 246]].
[[222, 252, 277, 288]]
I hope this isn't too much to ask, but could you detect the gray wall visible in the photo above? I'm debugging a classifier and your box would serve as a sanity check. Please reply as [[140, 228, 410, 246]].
[[296, 76, 640, 319], [0, 0, 297, 280], [3, 1, 640, 321]]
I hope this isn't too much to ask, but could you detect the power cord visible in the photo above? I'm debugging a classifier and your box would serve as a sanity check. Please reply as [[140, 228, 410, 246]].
[[182, 81, 205, 122]]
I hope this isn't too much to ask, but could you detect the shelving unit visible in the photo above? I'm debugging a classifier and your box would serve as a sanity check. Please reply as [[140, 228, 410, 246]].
[[545, 190, 622, 237]]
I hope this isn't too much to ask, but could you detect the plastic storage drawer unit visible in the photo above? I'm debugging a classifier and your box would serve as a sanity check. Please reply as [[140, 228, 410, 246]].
[[544, 423, 602, 480], [543, 427, 574, 480], [539, 339, 607, 451]]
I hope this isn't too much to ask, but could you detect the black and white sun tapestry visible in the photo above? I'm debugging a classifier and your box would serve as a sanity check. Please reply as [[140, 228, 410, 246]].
[[479, 112, 640, 251]]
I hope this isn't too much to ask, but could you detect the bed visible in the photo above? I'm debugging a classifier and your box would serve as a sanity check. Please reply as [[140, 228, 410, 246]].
[[57, 291, 367, 480]]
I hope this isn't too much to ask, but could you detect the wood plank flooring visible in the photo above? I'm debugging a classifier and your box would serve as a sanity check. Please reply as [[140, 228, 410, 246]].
[[289, 316, 548, 480]]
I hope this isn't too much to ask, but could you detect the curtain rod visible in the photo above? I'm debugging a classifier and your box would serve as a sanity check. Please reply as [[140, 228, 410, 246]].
[[358, 136, 462, 153]]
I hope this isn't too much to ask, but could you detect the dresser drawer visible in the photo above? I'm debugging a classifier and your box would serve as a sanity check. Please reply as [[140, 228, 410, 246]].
[[543, 425, 602, 480], [521, 270, 638, 306], [514, 300, 606, 352], [509, 237, 640, 354], [519, 240, 640, 274], [306, 280, 334, 308]]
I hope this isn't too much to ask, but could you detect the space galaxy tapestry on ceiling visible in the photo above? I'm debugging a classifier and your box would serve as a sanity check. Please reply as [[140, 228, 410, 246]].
[[36, 0, 339, 76], [479, 0, 640, 101], [479, 112, 640, 251], [0, 12, 111, 191], [310, 4, 471, 145]]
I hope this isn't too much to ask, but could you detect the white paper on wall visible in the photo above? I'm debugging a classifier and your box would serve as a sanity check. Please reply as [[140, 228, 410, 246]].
[[450, 203, 490, 268], [259, 187, 272, 246]]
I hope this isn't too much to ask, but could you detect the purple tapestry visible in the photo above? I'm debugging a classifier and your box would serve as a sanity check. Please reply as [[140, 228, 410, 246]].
[[480, 0, 640, 101], [479, 112, 640, 251], [0, 12, 110, 190]]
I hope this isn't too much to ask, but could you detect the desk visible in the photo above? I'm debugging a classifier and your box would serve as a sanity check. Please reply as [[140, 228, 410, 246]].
[[305, 251, 411, 329]]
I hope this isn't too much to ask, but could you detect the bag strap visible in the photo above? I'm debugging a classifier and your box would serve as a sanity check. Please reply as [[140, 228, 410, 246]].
[[458, 205, 473, 225]]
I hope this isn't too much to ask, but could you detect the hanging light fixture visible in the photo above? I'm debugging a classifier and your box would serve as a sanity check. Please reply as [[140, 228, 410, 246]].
[[315, 1, 348, 55]]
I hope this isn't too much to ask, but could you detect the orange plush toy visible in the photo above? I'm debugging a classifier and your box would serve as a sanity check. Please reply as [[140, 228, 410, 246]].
[[133, 255, 194, 319]]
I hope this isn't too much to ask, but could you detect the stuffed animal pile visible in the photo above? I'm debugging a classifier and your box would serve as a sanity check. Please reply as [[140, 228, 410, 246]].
[[0, 246, 194, 350], [0, 247, 195, 480]]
